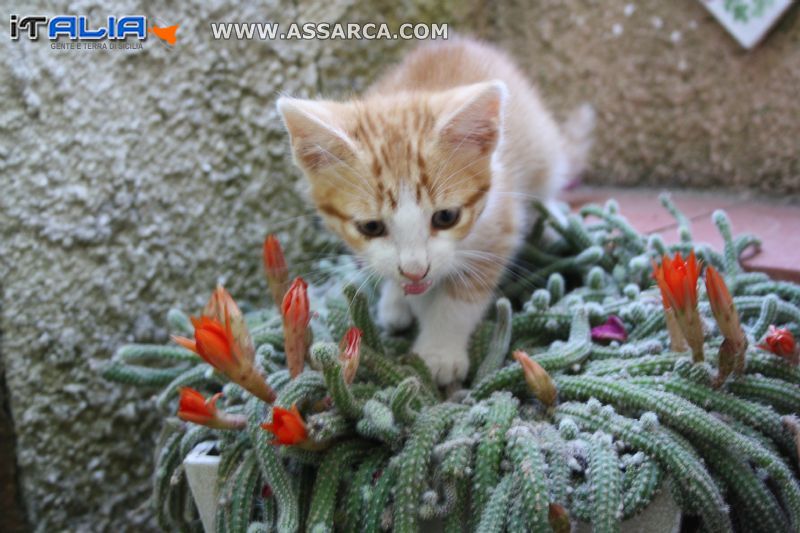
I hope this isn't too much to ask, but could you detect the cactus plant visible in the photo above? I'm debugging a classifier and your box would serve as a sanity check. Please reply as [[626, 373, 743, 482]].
[[103, 200, 800, 532]]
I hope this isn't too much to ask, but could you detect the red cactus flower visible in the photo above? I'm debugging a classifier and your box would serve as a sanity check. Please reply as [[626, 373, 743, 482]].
[[173, 287, 275, 403], [339, 327, 362, 384], [175, 316, 232, 370], [653, 252, 705, 362], [261, 404, 308, 445], [760, 325, 798, 365], [282, 277, 311, 378], [263, 234, 290, 306], [513, 350, 557, 407], [177, 388, 246, 429], [653, 251, 700, 311], [177, 286, 252, 371]]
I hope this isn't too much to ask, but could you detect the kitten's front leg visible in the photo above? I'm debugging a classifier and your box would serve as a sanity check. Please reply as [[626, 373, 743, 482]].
[[377, 280, 414, 333], [409, 290, 490, 385]]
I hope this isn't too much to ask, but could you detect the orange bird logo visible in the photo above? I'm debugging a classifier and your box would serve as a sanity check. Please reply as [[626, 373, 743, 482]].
[[149, 24, 179, 45]]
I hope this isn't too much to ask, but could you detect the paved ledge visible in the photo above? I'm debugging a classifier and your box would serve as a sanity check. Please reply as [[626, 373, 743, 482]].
[[564, 187, 800, 283]]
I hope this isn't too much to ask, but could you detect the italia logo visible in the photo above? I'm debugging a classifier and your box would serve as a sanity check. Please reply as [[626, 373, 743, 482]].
[[9, 15, 178, 45]]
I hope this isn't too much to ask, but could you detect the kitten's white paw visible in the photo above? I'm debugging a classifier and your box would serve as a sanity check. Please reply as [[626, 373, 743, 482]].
[[414, 341, 469, 386], [378, 283, 414, 332]]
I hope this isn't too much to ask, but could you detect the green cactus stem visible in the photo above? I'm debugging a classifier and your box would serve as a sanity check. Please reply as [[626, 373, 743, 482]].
[[104, 202, 800, 532]]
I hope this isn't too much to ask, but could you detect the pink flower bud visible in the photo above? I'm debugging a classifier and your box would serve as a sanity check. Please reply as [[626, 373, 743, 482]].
[[339, 327, 362, 384]]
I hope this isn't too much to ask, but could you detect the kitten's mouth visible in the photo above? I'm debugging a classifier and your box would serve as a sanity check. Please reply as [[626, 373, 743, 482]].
[[402, 280, 433, 295]]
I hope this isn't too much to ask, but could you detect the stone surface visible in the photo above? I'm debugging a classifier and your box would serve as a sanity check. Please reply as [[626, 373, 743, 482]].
[[3, 0, 800, 531], [0, 1, 478, 531], [493, 0, 800, 193]]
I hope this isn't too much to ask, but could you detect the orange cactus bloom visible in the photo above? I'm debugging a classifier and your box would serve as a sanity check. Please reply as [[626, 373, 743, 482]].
[[178, 387, 220, 425], [263, 234, 290, 305], [173, 287, 275, 403], [177, 387, 245, 429], [261, 404, 308, 445], [760, 325, 798, 365], [339, 327, 362, 384], [513, 350, 557, 407], [174, 313, 242, 375], [202, 286, 253, 356], [652, 251, 700, 311], [652, 252, 705, 362], [282, 277, 311, 378]]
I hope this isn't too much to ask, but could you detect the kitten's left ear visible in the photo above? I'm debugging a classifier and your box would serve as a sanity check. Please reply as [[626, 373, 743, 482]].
[[436, 80, 506, 153], [277, 97, 356, 171]]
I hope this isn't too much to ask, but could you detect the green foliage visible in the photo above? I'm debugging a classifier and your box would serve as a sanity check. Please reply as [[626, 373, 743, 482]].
[[104, 201, 800, 532], [471, 392, 517, 521], [588, 432, 622, 533], [505, 425, 550, 532]]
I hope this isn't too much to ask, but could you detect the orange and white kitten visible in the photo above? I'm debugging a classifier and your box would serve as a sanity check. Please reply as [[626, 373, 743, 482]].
[[278, 37, 593, 385]]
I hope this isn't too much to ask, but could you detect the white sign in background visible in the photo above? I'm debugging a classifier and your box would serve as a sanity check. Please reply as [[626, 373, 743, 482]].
[[700, 0, 794, 49]]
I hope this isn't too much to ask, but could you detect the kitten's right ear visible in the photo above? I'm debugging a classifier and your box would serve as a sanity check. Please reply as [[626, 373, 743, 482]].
[[436, 81, 506, 154], [277, 97, 355, 171]]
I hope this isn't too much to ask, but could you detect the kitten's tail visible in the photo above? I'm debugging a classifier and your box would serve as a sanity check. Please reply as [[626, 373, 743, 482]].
[[560, 103, 596, 186]]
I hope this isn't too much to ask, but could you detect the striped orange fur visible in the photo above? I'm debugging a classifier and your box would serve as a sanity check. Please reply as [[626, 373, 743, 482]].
[[278, 36, 593, 384]]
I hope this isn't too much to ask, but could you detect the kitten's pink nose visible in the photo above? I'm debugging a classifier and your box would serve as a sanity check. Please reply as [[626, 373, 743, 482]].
[[399, 265, 430, 282]]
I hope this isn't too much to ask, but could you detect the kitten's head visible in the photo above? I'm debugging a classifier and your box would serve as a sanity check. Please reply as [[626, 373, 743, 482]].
[[278, 81, 505, 295]]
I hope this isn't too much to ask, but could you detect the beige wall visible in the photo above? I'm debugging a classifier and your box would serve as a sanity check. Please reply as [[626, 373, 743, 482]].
[[493, 0, 800, 193]]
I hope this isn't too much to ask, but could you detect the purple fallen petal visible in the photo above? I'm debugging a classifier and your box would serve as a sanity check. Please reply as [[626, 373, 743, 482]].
[[591, 315, 628, 343]]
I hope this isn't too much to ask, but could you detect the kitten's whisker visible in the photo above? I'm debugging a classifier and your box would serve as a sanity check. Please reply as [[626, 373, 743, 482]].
[[445, 269, 481, 304], [303, 264, 361, 286], [449, 188, 548, 202], [311, 144, 376, 196], [453, 259, 496, 297], [289, 255, 354, 271], [454, 250, 541, 292], [261, 211, 321, 231], [433, 164, 492, 198], [343, 267, 380, 320], [431, 153, 493, 199], [319, 166, 375, 204]]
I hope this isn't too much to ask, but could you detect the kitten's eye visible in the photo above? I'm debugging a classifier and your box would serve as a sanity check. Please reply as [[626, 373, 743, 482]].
[[355, 220, 387, 238], [431, 208, 461, 230]]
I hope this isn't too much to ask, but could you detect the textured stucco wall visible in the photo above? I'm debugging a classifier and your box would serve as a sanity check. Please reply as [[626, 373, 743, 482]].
[[0, 0, 482, 531], [492, 0, 800, 192], [2, 0, 799, 531]]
